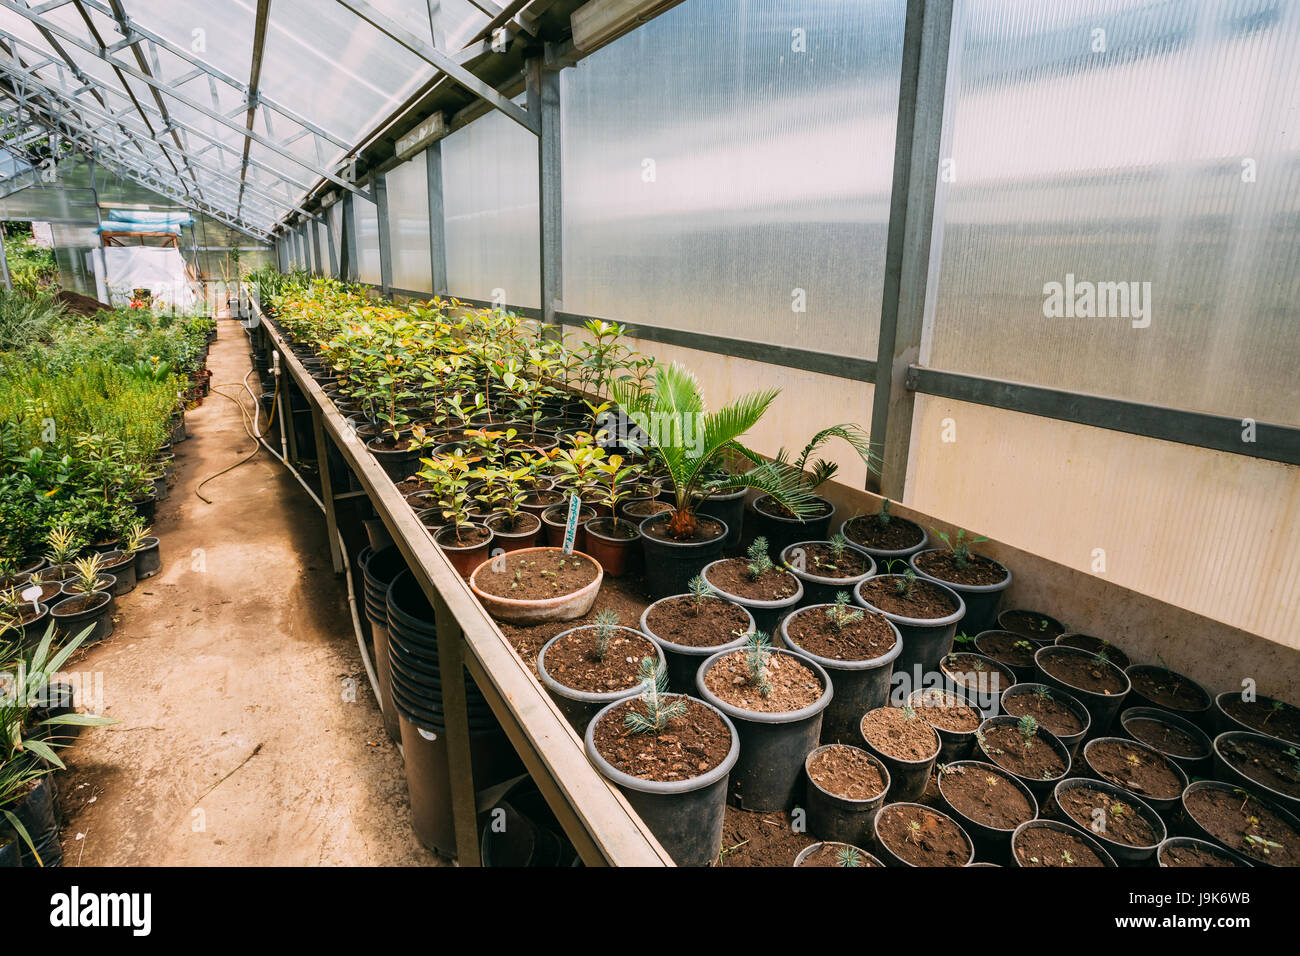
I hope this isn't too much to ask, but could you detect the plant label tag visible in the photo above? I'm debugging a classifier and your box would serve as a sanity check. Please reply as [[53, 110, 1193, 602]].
[[562, 494, 581, 555], [21, 584, 41, 614]]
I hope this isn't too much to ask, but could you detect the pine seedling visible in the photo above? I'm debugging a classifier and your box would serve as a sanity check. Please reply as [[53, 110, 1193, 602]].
[[878, 498, 892, 526], [745, 536, 774, 580], [744, 631, 774, 698], [825, 591, 863, 632], [893, 568, 918, 597], [591, 609, 619, 662], [1017, 714, 1038, 749], [686, 574, 715, 608], [623, 656, 686, 735], [1033, 686, 1054, 701], [835, 846, 865, 867]]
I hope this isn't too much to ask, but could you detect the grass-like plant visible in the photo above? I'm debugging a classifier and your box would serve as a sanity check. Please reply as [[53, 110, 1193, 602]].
[[933, 528, 988, 571]]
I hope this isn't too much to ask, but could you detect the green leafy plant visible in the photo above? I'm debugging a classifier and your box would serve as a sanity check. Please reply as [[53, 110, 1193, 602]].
[[933, 528, 989, 571], [1017, 714, 1039, 749], [770, 424, 880, 503]]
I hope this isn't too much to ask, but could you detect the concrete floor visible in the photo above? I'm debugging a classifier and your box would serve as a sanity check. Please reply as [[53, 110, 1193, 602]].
[[59, 317, 437, 866]]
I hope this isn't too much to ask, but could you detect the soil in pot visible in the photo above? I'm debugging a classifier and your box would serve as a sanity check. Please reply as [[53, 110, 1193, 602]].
[[1085, 738, 1183, 801], [783, 603, 896, 662], [702, 648, 823, 714], [942, 652, 1015, 705], [1002, 687, 1087, 740], [584, 517, 641, 577], [807, 744, 888, 801], [875, 804, 971, 867], [785, 541, 872, 580], [861, 707, 940, 762], [911, 689, 982, 734], [1127, 665, 1211, 716], [1039, 648, 1127, 695], [1183, 785, 1300, 866], [1158, 838, 1249, 867], [1125, 714, 1209, 760], [913, 549, 1007, 587], [472, 549, 599, 601], [485, 512, 542, 552], [795, 842, 882, 867], [591, 696, 732, 782], [541, 627, 657, 696], [644, 595, 751, 648], [1056, 784, 1161, 848], [640, 513, 728, 600], [857, 575, 958, 619], [975, 631, 1041, 676], [1218, 694, 1300, 746], [1217, 733, 1300, 800], [841, 512, 924, 552], [998, 609, 1064, 641], [703, 557, 799, 603], [980, 722, 1067, 782], [939, 762, 1036, 832], [1056, 633, 1130, 669], [1013, 822, 1110, 867]]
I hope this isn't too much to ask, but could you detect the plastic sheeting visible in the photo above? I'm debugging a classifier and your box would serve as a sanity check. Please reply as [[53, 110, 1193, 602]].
[[96, 246, 197, 309]]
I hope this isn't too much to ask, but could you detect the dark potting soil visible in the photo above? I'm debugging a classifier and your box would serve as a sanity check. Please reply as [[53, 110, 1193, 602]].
[[1014, 826, 1107, 867], [588, 518, 639, 540], [474, 550, 599, 600], [437, 525, 492, 548], [858, 576, 957, 619], [755, 496, 832, 521], [842, 513, 923, 551], [644, 596, 751, 648], [1130, 668, 1209, 711], [487, 512, 540, 535], [976, 632, 1039, 669], [641, 515, 725, 544], [861, 707, 939, 761], [592, 696, 731, 783], [796, 843, 881, 867], [939, 763, 1035, 830], [704, 558, 799, 602], [395, 476, 436, 495], [784, 606, 896, 661], [911, 690, 981, 732], [1057, 786, 1160, 847], [367, 435, 411, 453], [876, 805, 969, 867], [716, 809, 815, 867], [704, 650, 823, 713], [1002, 691, 1085, 737], [523, 490, 565, 508], [1126, 717, 1208, 758], [1161, 843, 1243, 867], [624, 500, 671, 519], [31, 583, 63, 605], [1057, 634, 1129, 669], [1221, 696, 1300, 744], [981, 724, 1066, 781], [807, 745, 887, 801], [1040, 651, 1127, 695], [942, 653, 1014, 697], [1183, 787, 1300, 866], [1086, 740, 1182, 799], [914, 549, 1007, 587], [543, 628, 657, 694], [790, 542, 871, 579], [52, 593, 104, 615], [999, 609, 1065, 640], [1218, 736, 1300, 798], [14, 604, 45, 625]]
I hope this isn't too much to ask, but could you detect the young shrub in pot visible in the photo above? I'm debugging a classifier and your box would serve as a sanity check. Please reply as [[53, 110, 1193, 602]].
[[641, 576, 754, 693], [426, 457, 494, 578], [974, 715, 1071, 798], [1212, 731, 1300, 815], [536, 611, 665, 732], [909, 528, 1011, 635], [839, 498, 927, 569], [585, 657, 739, 867], [781, 534, 875, 608], [781, 592, 900, 744], [872, 802, 974, 867], [469, 547, 602, 625], [859, 704, 941, 802], [1033, 644, 1130, 736], [1050, 777, 1166, 865], [803, 744, 890, 848], [854, 567, 964, 684], [696, 633, 832, 811], [582, 455, 642, 577], [122, 520, 160, 580], [481, 466, 543, 552], [1001, 683, 1091, 759], [936, 760, 1038, 864], [702, 537, 802, 635], [50, 554, 115, 645]]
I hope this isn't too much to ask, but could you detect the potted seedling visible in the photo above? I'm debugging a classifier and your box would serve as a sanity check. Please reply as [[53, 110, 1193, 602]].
[[752, 424, 879, 554], [872, 802, 975, 867], [640, 575, 756, 692], [1213, 692, 1300, 747], [909, 528, 1011, 633], [482, 467, 542, 552], [1211, 731, 1300, 815], [853, 565, 965, 682], [40, 523, 83, 584], [536, 610, 665, 731], [1001, 682, 1092, 759], [427, 457, 494, 578], [696, 632, 831, 811], [701, 537, 803, 634], [469, 547, 604, 625], [781, 591, 901, 744], [1118, 706, 1210, 776], [60, 552, 116, 600], [0, 585, 50, 650], [123, 520, 161, 580], [1010, 818, 1116, 867], [50, 568, 116, 648], [839, 498, 928, 567], [1051, 776, 1166, 865], [781, 533, 876, 607], [937, 761, 1037, 863], [1033, 644, 1131, 735], [1179, 779, 1300, 867], [793, 842, 884, 867], [859, 703, 941, 802], [611, 362, 816, 599], [975, 714, 1071, 797], [582, 455, 643, 577], [585, 656, 740, 867]]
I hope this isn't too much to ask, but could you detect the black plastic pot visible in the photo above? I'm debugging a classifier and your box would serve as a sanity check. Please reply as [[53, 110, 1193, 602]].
[[1050, 776, 1165, 866], [639, 596, 754, 694], [1009, 818, 1116, 867], [937, 759, 1038, 864], [1054, 632, 1130, 670], [366, 437, 422, 482], [131, 488, 158, 524], [780, 605, 900, 745], [781, 540, 876, 608], [907, 686, 983, 762], [585, 694, 739, 867], [134, 537, 162, 579], [859, 707, 940, 802], [838, 513, 928, 571], [752, 494, 835, 556], [1156, 836, 1253, 867], [695, 487, 746, 549], [976, 714, 1072, 798], [50, 591, 113, 645], [1177, 779, 1300, 868], [1212, 691, 1300, 746], [638, 514, 728, 601], [997, 608, 1066, 641], [98, 550, 137, 597], [536, 625, 665, 732], [1119, 706, 1212, 778], [0, 831, 19, 867], [362, 546, 408, 743], [853, 575, 965, 694], [1081, 736, 1188, 817], [12, 776, 61, 866], [1212, 731, 1300, 816], [697, 648, 832, 812], [792, 842, 883, 867], [939, 651, 1014, 718], [701, 558, 802, 636], [908, 549, 1011, 635], [802, 744, 890, 847], [873, 803, 974, 867], [973, 630, 1043, 684], [1124, 664, 1214, 731], [1033, 644, 1130, 736], [1000, 682, 1091, 760]]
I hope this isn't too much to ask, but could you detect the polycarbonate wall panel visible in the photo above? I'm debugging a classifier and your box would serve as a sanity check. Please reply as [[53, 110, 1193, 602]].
[[385, 153, 433, 293], [928, 0, 1300, 427], [442, 109, 539, 308], [561, 0, 906, 357], [327, 204, 344, 276], [355, 196, 382, 286]]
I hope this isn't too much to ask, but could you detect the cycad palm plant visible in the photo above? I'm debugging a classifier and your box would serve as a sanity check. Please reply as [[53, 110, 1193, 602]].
[[611, 362, 814, 540]]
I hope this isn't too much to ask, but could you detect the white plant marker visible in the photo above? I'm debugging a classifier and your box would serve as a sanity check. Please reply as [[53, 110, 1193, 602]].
[[561, 494, 581, 555], [21, 584, 42, 615]]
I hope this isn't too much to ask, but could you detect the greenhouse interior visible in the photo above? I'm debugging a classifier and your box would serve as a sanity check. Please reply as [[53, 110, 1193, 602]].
[[1, 0, 1298, 896]]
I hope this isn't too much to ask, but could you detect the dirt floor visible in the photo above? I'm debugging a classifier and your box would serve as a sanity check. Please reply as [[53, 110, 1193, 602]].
[[58, 317, 437, 866]]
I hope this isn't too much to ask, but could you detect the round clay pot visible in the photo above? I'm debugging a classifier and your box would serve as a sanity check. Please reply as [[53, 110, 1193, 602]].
[[468, 547, 603, 625]]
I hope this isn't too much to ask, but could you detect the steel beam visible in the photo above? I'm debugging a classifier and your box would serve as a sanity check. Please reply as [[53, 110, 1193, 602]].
[[528, 55, 561, 334], [426, 139, 447, 294]]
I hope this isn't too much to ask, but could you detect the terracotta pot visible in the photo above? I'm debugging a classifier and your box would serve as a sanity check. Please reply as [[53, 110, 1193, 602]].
[[433, 524, 493, 579], [484, 512, 542, 552], [582, 517, 640, 577], [468, 547, 603, 625]]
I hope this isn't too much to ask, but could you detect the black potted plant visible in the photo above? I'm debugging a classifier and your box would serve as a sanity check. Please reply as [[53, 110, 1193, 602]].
[[936, 760, 1037, 864], [1049, 776, 1165, 866], [1000, 683, 1091, 759], [909, 528, 1011, 634], [640, 576, 754, 693], [802, 743, 890, 848], [839, 498, 927, 569], [536, 611, 664, 731], [974, 714, 1071, 798], [781, 533, 875, 608], [701, 537, 802, 635], [1213, 692, 1300, 746], [854, 568, 964, 685]]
